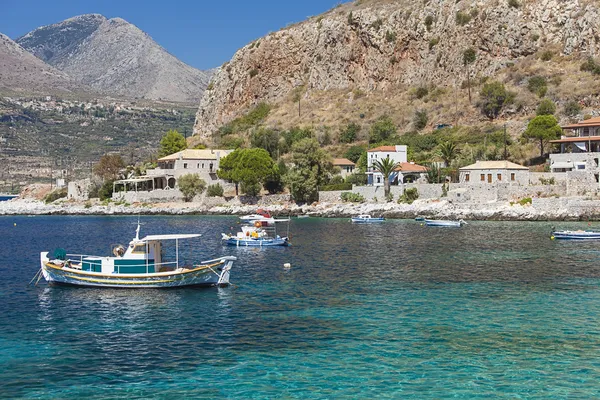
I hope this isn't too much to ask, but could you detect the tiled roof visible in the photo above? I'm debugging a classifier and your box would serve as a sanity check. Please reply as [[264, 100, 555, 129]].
[[550, 135, 600, 143], [459, 160, 528, 170], [158, 149, 232, 161], [561, 116, 600, 129], [367, 146, 398, 152], [332, 158, 355, 166], [395, 162, 428, 172]]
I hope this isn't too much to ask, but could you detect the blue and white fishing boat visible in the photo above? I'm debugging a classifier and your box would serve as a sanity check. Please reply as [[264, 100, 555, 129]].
[[38, 223, 235, 288], [221, 223, 290, 247], [351, 214, 385, 223], [551, 230, 600, 240], [425, 219, 466, 227]]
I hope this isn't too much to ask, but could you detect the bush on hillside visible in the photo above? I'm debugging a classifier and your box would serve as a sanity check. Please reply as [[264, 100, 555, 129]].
[[206, 184, 224, 197]]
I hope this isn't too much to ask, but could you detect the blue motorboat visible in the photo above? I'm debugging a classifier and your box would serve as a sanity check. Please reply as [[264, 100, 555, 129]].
[[551, 230, 600, 240], [351, 214, 385, 223]]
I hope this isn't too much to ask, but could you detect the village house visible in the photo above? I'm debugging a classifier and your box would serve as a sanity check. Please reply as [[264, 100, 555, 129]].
[[458, 160, 529, 185], [332, 158, 356, 179], [367, 145, 427, 185], [112, 149, 233, 199], [549, 117, 600, 178]]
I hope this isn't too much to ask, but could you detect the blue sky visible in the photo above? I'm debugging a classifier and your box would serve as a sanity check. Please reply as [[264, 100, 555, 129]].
[[1, 0, 349, 70]]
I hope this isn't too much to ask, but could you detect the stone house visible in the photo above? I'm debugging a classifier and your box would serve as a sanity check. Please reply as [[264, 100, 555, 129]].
[[332, 158, 356, 178], [549, 117, 600, 177], [458, 160, 529, 185]]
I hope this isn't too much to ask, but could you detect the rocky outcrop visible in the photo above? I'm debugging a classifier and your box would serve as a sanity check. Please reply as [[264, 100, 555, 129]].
[[0, 33, 86, 95], [194, 0, 600, 138], [17, 14, 212, 103]]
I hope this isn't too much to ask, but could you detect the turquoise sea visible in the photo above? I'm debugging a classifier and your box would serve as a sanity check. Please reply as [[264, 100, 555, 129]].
[[2, 215, 600, 398]]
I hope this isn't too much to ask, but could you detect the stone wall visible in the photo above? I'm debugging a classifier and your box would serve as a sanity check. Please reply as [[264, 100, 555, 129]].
[[113, 188, 183, 203], [67, 179, 92, 201]]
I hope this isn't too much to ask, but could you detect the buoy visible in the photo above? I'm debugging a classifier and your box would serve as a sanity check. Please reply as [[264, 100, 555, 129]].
[[13, 223, 16, 227], [550, 236, 555, 240], [283, 263, 291, 268]]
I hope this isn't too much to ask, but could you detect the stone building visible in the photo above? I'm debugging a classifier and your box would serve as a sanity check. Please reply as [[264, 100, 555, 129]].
[[332, 158, 356, 179], [458, 160, 529, 185]]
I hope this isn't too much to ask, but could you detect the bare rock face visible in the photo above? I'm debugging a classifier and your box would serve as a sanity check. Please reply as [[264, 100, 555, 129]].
[[194, 0, 600, 138], [0, 33, 85, 95], [17, 14, 212, 103]]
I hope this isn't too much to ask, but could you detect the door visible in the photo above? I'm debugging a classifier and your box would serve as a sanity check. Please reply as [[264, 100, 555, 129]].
[[487, 174, 492, 183]]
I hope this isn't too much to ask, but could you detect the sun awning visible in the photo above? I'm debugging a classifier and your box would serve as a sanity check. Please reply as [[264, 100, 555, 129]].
[[574, 142, 588, 151], [141, 234, 201, 241], [551, 162, 574, 169]]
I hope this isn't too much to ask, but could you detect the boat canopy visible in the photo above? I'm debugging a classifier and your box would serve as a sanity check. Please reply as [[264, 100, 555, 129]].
[[140, 234, 201, 242]]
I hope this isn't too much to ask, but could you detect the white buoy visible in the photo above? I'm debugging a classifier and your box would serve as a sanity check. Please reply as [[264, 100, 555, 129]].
[[283, 263, 291, 269]]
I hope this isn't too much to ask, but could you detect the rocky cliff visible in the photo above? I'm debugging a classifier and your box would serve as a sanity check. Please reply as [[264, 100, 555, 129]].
[[17, 14, 212, 103], [0, 33, 86, 95], [194, 0, 600, 138]]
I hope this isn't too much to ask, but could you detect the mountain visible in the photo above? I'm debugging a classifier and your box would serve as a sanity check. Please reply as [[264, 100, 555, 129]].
[[0, 33, 86, 95], [193, 0, 600, 139], [17, 14, 212, 103]]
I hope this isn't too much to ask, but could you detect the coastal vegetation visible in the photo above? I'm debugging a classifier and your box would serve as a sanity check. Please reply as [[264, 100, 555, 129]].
[[178, 174, 206, 202]]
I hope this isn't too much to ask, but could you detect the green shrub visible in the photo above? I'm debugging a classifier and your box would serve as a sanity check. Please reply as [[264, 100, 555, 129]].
[[455, 11, 471, 26], [527, 76, 548, 97], [178, 174, 207, 202], [518, 197, 532, 205], [84, 201, 92, 209], [340, 192, 365, 203], [321, 183, 352, 191], [98, 180, 116, 201], [428, 37, 440, 50], [540, 50, 553, 61], [424, 15, 434, 30], [345, 173, 368, 186], [563, 100, 582, 117], [339, 122, 361, 143], [415, 86, 429, 99], [206, 184, 224, 197], [385, 30, 397, 43], [413, 110, 428, 131], [344, 145, 366, 163], [249, 69, 259, 78], [241, 181, 261, 196], [479, 81, 514, 119], [508, 0, 520, 8], [398, 188, 419, 204], [536, 98, 556, 116], [539, 177, 556, 185], [43, 188, 67, 204], [371, 18, 383, 30], [580, 57, 600, 74], [531, 33, 540, 41]]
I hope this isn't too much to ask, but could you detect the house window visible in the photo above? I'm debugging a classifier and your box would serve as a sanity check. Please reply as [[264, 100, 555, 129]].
[[497, 174, 502, 181], [465, 174, 470, 182], [377, 176, 381, 184], [183, 163, 188, 169], [583, 127, 590, 137], [487, 174, 492, 183], [577, 164, 586, 170], [510, 173, 515, 181], [197, 163, 200, 168], [202, 163, 205, 169]]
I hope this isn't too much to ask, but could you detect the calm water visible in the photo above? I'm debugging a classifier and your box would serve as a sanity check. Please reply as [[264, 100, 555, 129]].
[[2, 216, 600, 398]]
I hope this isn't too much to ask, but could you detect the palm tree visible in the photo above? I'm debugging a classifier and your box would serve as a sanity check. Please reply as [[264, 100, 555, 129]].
[[438, 141, 459, 168], [373, 156, 400, 201]]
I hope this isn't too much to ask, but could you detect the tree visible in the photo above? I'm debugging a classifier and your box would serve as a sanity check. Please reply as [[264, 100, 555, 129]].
[[369, 116, 397, 143], [522, 115, 562, 157], [251, 128, 280, 158], [527, 76, 547, 98], [479, 81, 512, 120], [178, 174, 206, 202], [344, 145, 366, 163], [94, 154, 125, 181], [159, 129, 187, 157], [463, 48, 477, 103], [413, 110, 428, 131], [339, 122, 361, 143], [286, 138, 334, 203], [217, 148, 275, 196], [372, 156, 400, 201], [438, 141, 459, 167], [263, 164, 285, 194], [536, 98, 556, 116]]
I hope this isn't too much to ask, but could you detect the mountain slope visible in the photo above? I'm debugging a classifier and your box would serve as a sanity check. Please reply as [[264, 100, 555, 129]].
[[193, 0, 600, 138], [0, 33, 86, 95], [17, 14, 212, 103]]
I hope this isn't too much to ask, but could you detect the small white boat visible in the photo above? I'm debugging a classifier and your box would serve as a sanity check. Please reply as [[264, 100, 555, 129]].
[[551, 230, 600, 240], [297, 214, 310, 219], [351, 214, 385, 223], [222, 220, 290, 246], [425, 219, 466, 227], [38, 223, 235, 288], [239, 209, 272, 223]]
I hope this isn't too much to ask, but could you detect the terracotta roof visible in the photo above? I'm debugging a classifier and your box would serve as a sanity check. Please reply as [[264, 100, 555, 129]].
[[550, 136, 600, 143], [158, 149, 233, 161], [367, 146, 398, 152], [394, 162, 428, 172], [459, 160, 528, 171], [561, 116, 600, 129], [332, 158, 355, 166]]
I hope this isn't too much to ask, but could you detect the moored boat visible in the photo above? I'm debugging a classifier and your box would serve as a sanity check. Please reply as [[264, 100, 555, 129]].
[[239, 209, 272, 223], [38, 223, 235, 288], [351, 214, 385, 223], [551, 230, 600, 240], [222, 223, 290, 246], [424, 219, 466, 227]]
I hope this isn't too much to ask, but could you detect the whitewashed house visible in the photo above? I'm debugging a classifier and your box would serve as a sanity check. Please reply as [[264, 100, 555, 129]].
[[549, 116, 600, 175], [367, 145, 407, 186]]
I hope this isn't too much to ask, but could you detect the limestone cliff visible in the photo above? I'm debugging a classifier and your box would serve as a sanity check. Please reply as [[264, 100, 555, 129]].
[[194, 0, 600, 138]]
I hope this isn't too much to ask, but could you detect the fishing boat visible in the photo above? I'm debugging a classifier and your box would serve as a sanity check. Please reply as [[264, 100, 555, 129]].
[[38, 223, 236, 288], [424, 219, 467, 227], [222, 220, 290, 246], [351, 214, 385, 223], [551, 230, 600, 240]]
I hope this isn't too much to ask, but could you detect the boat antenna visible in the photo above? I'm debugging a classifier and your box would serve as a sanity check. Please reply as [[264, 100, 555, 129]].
[[135, 217, 141, 241]]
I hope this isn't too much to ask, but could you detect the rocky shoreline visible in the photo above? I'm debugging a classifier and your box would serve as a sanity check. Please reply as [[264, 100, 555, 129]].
[[1, 197, 597, 221]]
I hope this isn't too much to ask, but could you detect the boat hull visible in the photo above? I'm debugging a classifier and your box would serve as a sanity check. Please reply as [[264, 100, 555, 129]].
[[40, 253, 235, 288], [222, 237, 290, 247], [552, 231, 600, 240], [425, 219, 463, 227], [351, 218, 385, 223]]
